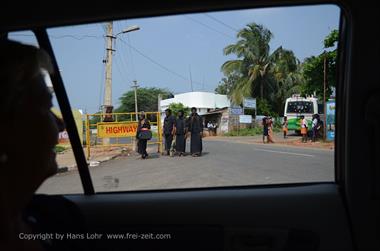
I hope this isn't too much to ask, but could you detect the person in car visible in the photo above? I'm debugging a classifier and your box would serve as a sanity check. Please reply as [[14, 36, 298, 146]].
[[136, 112, 151, 159], [0, 40, 64, 250]]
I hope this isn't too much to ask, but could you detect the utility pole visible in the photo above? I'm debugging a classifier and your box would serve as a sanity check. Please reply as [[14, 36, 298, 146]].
[[189, 65, 194, 92], [102, 22, 115, 145], [323, 51, 328, 141], [104, 22, 115, 114], [132, 80, 139, 121]]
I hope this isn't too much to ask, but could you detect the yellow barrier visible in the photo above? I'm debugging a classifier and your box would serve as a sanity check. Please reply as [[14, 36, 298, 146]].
[[85, 112, 162, 159]]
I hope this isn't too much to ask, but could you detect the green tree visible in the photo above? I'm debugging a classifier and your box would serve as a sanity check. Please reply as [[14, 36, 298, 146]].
[[115, 87, 173, 113], [256, 98, 272, 115], [221, 23, 300, 115], [168, 102, 190, 117], [214, 74, 238, 95], [301, 29, 338, 100]]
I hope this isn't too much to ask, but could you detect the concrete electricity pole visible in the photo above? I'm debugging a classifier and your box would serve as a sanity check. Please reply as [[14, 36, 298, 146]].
[[104, 22, 114, 113], [132, 80, 139, 121]]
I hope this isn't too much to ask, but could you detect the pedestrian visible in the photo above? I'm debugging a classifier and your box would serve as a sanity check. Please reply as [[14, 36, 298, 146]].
[[312, 114, 318, 142], [207, 121, 213, 136], [188, 107, 203, 157], [300, 115, 308, 143], [213, 121, 218, 136], [267, 116, 275, 143], [136, 113, 151, 159], [262, 114, 269, 143], [282, 116, 288, 139], [163, 108, 176, 155], [175, 110, 187, 156]]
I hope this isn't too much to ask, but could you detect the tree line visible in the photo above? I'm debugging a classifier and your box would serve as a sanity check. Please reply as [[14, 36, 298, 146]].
[[215, 22, 338, 116]]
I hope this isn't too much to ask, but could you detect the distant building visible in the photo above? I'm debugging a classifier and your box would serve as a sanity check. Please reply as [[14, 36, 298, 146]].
[[160, 91, 230, 116]]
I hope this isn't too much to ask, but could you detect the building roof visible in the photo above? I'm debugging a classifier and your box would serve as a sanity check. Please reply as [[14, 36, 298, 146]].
[[160, 91, 230, 109]]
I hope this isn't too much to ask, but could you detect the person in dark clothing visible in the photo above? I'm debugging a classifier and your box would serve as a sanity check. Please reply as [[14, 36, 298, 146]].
[[188, 107, 203, 157], [262, 114, 269, 143], [163, 109, 176, 155], [175, 110, 187, 156], [136, 113, 151, 159]]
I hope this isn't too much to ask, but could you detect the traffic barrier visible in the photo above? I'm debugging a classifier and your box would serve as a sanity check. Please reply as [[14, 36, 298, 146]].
[[85, 112, 162, 159]]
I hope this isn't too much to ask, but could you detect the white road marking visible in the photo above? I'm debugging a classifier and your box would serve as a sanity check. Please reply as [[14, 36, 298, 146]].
[[253, 148, 315, 157]]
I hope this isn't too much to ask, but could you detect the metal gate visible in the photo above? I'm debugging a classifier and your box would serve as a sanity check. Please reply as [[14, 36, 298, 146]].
[[85, 112, 162, 159]]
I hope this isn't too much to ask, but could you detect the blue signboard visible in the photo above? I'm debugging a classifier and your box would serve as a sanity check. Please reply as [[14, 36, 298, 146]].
[[326, 100, 335, 141], [230, 107, 243, 115]]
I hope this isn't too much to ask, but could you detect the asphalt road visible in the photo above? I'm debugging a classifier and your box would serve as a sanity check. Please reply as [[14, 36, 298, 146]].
[[38, 138, 334, 194]]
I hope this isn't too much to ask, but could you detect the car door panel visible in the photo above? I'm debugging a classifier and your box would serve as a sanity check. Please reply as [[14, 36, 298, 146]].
[[64, 183, 352, 251]]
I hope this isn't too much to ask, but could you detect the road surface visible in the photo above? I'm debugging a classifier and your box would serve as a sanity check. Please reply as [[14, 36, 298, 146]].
[[38, 138, 334, 194]]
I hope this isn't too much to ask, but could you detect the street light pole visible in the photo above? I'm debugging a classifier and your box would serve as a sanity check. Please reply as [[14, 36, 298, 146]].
[[103, 22, 114, 113], [132, 80, 139, 121], [102, 23, 140, 145]]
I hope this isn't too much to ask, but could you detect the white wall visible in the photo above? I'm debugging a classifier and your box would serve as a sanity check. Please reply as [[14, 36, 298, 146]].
[[160, 92, 230, 115]]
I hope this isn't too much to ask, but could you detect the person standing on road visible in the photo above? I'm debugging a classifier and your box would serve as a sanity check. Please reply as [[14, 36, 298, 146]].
[[163, 109, 176, 155], [262, 114, 269, 143], [188, 107, 203, 157], [175, 110, 187, 156], [136, 113, 151, 159], [282, 116, 288, 139], [312, 114, 318, 142], [213, 121, 218, 136], [207, 121, 213, 136], [267, 116, 275, 143], [300, 115, 308, 143]]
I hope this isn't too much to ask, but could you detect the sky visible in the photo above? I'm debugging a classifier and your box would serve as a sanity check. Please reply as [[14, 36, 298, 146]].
[[10, 4, 340, 114]]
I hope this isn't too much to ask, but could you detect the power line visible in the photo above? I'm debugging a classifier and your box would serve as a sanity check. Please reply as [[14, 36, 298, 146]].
[[10, 33, 103, 40], [184, 15, 234, 39], [114, 56, 132, 84], [119, 37, 189, 82], [119, 37, 212, 89], [203, 13, 239, 32], [124, 20, 137, 80]]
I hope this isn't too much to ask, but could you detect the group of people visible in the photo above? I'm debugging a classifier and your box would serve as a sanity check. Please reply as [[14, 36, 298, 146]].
[[263, 114, 323, 144], [207, 121, 217, 136], [300, 114, 323, 143], [282, 114, 323, 143], [163, 107, 203, 157], [135, 107, 204, 159]]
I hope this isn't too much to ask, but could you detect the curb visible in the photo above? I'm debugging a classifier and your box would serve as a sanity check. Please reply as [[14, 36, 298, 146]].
[[57, 153, 123, 173]]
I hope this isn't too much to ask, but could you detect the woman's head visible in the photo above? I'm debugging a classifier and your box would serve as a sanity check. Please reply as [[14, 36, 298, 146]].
[[0, 41, 62, 205], [139, 112, 146, 120]]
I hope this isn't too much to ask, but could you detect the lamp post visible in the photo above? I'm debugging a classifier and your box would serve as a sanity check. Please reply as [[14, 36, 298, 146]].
[[103, 23, 140, 114], [102, 22, 140, 145]]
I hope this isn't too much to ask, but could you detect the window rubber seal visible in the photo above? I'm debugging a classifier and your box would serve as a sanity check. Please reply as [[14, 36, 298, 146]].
[[34, 28, 95, 195]]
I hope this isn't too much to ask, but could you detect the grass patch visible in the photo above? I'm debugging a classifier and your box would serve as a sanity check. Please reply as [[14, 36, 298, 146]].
[[224, 127, 263, 136], [224, 125, 282, 136]]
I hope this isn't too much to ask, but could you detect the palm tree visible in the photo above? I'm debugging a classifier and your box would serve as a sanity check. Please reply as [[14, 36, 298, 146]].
[[221, 23, 300, 110]]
